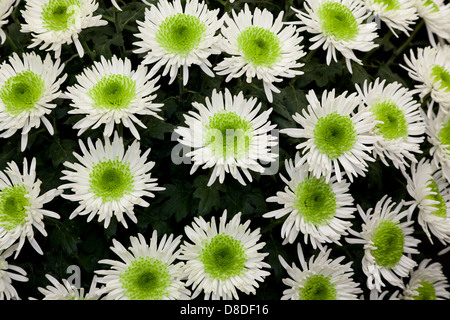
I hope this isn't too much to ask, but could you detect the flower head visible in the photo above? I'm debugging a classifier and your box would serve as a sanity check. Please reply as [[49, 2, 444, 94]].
[[401, 259, 450, 300], [362, 0, 418, 37], [21, 0, 108, 58], [356, 78, 425, 174], [0, 158, 61, 258], [37, 274, 102, 300], [133, 0, 223, 85], [0, 52, 67, 151], [96, 231, 190, 300], [281, 88, 377, 183], [402, 44, 450, 112], [0, 0, 19, 45], [58, 132, 164, 229], [412, 0, 450, 46], [423, 105, 450, 183], [214, 4, 306, 102], [264, 156, 356, 249], [65, 55, 163, 140], [346, 195, 421, 292], [406, 158, 450, 246], [279, 243, 363, 300], [0, 244, 28, 300], [290, 0, 378, 73], [174, 89, 278, 186], [179, 210, 271, 299]]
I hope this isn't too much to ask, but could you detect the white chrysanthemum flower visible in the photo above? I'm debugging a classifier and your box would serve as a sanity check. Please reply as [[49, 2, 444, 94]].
[[0, 0, 19, 45], [58, 132, 164, 229], [0, 244, 28, 300], [279, 243, 363, 300], [401, 259, 450, 300], [406, 158, 450, 246], [0, 52, 67, 152], [213, 4, 306, 103], [402, 45, 450, 111], [179, 210, 271, 300], [423, 106, 450, 183], [96, 231, 190, 300], [65, 55, 163, 140], [37, 274, 102, 300], [174, 89, 278, 186], [263, 155, 356, 249], [0, 158, 61, 258], [346, 195, 421, 292], [133, 0, 223, 85], [412, 0, 450, 46], [356, 78, 425, 174], [280, 89, 377, 183], [21, 0, 108, 59], [359, 0, 418, 37], [290, 0, 378, 73]]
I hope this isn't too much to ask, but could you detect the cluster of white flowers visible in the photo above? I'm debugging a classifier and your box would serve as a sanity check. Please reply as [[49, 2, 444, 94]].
[[0, 0, 449, 301]]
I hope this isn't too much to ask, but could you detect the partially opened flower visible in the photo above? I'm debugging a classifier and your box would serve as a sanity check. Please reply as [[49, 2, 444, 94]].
[[0, 52, 67, 151], [65, 55, 163, 140], [0, 244, 28, 300], [280, 89, 377, 183], [179, 211, 271, 299], [423, 106, 450, 183], [174, 89, 278, 186], [401, 259, 450, 300], [290, 0, 378, 73], [264, 156, 356, 249], [406, 158, 450, 246], [21, 0, 108, 58], [346, 195, 421, 292], [133, 0, 223, 85], [96, 231, 190, 300], [58, 132, 164, 229], [412, 0, 450, 46], [279, 243, 363, 300], [37, 274, 102, 300], [0, 0, 19, 45], [213, 4, 306, 102], [402, 45, 450, 111], [356, 78, 425, 174], [360, 0, 418, 37], [0, 158, 61, 258]]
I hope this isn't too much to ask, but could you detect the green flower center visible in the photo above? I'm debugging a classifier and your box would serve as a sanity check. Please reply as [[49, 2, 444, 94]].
[[0, 70, 46, 116], [370, 99, 408, 140], [200, 233, 247, 280], [89, 159, 134, 202], [374, 0, 401, 11], [120, 257, 172, 300], [0, 185, 30, 231], [314, 112, 357, 160], [371, 220, 404, 269], [294, 177, 337, 226], [89, 74, 136, 110], [317, 1, 359, 41], [41, 0, 81, 31], [205, 111, 253, 159], [237, 26, 282, 67], [299, 274, 337, 300], [425, 180, 447, 218], [423, 0, 439, 12], [155, 13, 206, 57], [414, 281, 437, 300], [431, 65, 450, 92]]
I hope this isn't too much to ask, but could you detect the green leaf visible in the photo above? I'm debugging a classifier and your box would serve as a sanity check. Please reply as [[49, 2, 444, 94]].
[[193, 176, 225, 215]]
